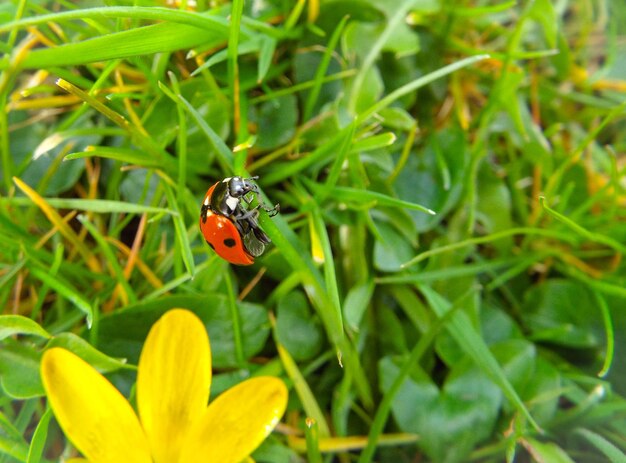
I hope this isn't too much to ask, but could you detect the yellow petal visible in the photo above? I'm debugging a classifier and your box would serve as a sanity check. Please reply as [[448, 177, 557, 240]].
[[136, 309, 211, 463], [40, 348, 151, 463], [180, 376, 288, 463]]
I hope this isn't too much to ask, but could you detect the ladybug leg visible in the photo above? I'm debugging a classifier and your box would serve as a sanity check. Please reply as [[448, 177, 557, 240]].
[[262, 203, 280, 217], [234, 208, 272, 245]]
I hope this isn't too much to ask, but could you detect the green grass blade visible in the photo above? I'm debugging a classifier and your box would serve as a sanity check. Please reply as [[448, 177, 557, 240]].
[[303, 14, 349, 121], [575, 428, 626, 463], [162, 182, 196, 278], [14, 21, 228, 70], [2, 197, 177, 215], [348, 0, 415, 114], [263, 124, 356, 185], [402, 227, 579, 268], [0, 6, 230, 34], [309, 183, 436, 215], [77, 214, 137, 305], [26, 407, 53, 463], [274, 329, 331, 438], [28, 267, 93, 328], [356, 54, 490, 124], [540, 196, 626, 255], [159, 83, 234, 172], [64, 146, 162, 167]]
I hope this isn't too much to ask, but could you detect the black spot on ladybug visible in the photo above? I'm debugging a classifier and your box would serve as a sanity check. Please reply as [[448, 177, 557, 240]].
[[206, 240, 215, 250], [223, 238, 236, 248]]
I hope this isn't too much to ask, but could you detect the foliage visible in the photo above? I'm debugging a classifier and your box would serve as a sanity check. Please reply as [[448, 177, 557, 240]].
[[1, 0, 625, 462]]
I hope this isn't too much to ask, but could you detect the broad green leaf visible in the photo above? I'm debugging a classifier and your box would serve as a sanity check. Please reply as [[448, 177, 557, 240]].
[[379, 355, 501, 463], [373, 220, 416, 272], [47, 333, 129, 373], [0, 343, 43, 399], [276, 292, 324, 361], [343, 281, 374, 331], [419, 284, 540, 431], [96, 295, 270, 369], [522, 279, 601, 348], [254, 94, 298, 150]]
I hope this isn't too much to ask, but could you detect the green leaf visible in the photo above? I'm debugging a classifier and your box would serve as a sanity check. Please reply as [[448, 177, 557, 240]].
[[0, 343, 44, 399], [276, 292, 324, 361], [47, 333, 129, 373], [255, 94, 298, 150], [96, 295, 270, 369], [343, 280, 374, 331], [379, 355, 501, 463], [418, 284, 540, 431], [373, 220, 416, 272], [0, 316, 51, 341], [522, 279, 600, 348]]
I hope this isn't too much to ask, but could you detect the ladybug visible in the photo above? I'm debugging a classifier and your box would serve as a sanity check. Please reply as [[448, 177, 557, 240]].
[[200, 176, 279, 265]]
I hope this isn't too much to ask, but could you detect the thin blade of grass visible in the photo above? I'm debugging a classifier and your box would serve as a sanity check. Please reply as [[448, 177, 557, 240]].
[[162, 182, 196, 277], [56, 79, 177, 173], [303, 14, 349, 121], [28, 267, 93, 328], [77, 214, 136, 306], [593, 292, 614, 378], [356, 54, 490, 124], [2, 197, 176, 215], [272, 318, 331, 438], [0, 6, 230, 34], [309, 182, 436, 215], [575, 428, 626, 462], [540, 196, 626, 255], [26, 407, 53, 463], [159, 83, 235, 173], [64, 146, 161, 167], [402, 227, 580, 268], [348, 0, 415, 113], [14, 20, 227, 70]]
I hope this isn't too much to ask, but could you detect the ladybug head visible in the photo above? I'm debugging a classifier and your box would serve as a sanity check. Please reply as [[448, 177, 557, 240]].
[[228, 176, 259, 198]]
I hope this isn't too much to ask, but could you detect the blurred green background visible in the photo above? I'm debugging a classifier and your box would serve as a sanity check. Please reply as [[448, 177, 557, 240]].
[[1, 0, 626, 462]]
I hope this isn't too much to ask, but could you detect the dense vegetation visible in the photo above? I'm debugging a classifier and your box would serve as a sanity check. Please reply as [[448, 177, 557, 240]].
[[1, 0, 625, 462]]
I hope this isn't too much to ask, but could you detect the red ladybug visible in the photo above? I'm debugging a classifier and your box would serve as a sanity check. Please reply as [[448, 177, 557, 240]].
[[200, 177, 278, 265]]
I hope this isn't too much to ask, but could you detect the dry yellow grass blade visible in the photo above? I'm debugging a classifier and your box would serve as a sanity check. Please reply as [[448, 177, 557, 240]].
[[13, 176, 101, 273]]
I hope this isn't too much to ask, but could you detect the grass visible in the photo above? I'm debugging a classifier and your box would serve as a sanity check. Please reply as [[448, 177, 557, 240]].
[[1, 0, 626, 462]]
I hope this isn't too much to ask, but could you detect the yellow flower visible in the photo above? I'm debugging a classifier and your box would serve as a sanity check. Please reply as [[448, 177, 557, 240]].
[[40, 309, 288, 463]]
